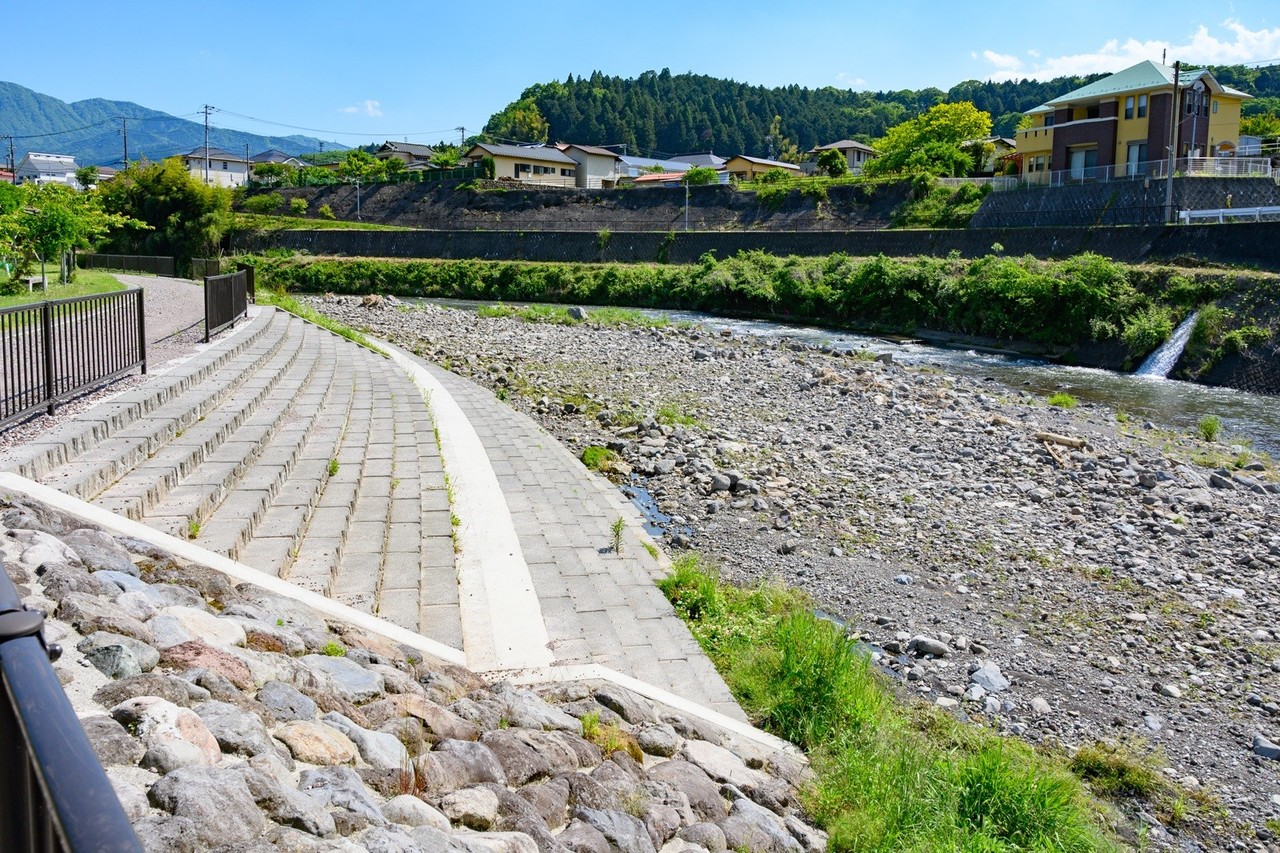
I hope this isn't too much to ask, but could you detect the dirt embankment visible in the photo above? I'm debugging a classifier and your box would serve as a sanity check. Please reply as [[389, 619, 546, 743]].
[[263, 181, 911, 232]]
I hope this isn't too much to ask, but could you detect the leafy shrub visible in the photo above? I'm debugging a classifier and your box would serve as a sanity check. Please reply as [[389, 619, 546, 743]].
[[683, 167, 719, 186], [317, 204, 335, 220], [1221, 324, 1270, 353], [242, 192, 283, 215], [1047, 392, 1078, 408], [757, 168, 791, 184], [289, 197, 308, 215], [1121, 306, 1173, 357]]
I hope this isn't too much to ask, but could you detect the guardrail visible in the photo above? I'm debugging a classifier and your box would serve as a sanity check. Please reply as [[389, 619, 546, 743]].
[[77, 254, 175, 277], [0, 289, 147, 430], [0, 566, 142, 852], [1006, 157, 1273, 190], [190, 258, 222, 280], [1179, 205, 1280, 224], [204, 270, 248, 341]]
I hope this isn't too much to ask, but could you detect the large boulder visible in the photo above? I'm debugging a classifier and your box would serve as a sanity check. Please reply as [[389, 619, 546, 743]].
[[148, 766, 265, 848]]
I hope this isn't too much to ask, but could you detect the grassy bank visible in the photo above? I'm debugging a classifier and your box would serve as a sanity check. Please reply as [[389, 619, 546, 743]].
[[0, 269, 127, 307], [657, 555, 1202, 851], [247, 250, 1261, 357], [256, 288, 384, 353]]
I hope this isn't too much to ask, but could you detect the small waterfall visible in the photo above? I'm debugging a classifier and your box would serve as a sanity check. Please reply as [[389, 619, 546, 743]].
[[1134, 311, 1199, 378]]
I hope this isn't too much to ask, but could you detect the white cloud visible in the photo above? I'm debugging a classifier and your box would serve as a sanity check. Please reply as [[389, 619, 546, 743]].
[[981, 19, 1280, 81], [339, 99, 383, 117], [835, 72, 866, 87]]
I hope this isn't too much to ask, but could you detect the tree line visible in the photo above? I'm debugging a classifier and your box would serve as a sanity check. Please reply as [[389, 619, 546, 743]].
[[483, 66, 1280, 159]]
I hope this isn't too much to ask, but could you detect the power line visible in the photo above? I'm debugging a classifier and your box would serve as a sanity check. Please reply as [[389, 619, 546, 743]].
[[211, 108, 461, 140]]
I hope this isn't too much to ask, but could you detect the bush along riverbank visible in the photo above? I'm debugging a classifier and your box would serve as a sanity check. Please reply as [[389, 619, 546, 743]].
[[247, 251, 1278, 390]]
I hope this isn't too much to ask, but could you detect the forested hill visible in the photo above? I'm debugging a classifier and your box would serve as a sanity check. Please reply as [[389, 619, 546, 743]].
[[483, 65, 1280, 160]]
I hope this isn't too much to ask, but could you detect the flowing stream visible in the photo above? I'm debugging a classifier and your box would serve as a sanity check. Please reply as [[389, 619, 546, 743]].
[[419, 299, 1280, 457], [1134, 311, 1200, 377]]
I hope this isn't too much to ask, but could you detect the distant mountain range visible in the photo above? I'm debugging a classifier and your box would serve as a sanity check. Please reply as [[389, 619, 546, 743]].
[[0, 81, 345, 168]]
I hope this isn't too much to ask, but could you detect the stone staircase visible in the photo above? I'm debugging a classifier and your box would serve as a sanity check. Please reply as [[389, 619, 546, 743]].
[[2, 307, 461, 648]]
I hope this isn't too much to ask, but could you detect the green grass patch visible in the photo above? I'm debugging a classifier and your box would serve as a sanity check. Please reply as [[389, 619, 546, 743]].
[[659, 554, 1121, 851], [233, 212, 416, 232], [257, 288, 384, 354], [1047, 392, 1079, 408], [0, 270, 127, 309], [655, 401, 699, 427], [1197, 415, 1222, 442], [580, 445, 618, 471], [476, 303, 578, 324]]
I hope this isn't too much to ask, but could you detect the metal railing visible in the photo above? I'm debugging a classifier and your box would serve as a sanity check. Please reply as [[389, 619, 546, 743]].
[[1007, 157, 1274, 190], [1, 289, 147, 430], [1, 567, 142, 852], [204, 270, 248, 341], [1179, 204, 1280, 224], [77, 254, 175, 277], [190, 258, 222, 280]]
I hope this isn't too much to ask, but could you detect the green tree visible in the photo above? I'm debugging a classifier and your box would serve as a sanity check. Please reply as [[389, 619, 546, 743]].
[[1241, 113, 1280, 138], [862, 101, 993, 178], [816, 148, 849, 178], [383, 158, 407, 183], [430, 145, 462, 168], [0, 183, 136, 287], [484, 97, 550, 143], [337, 149, 385, 182], [96, 158, 230, 275], [75, 165, 99, 190], [683, 167, 720, 185]]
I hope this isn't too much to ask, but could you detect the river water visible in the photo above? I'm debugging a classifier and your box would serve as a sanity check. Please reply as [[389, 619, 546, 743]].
[[419, 299, 1280, 457]]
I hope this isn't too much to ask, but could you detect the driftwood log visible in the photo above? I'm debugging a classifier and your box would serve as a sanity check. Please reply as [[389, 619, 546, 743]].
[[1035, 431, 1087, 449]]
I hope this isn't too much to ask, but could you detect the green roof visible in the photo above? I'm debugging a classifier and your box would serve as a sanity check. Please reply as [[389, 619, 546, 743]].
[[1041, 60, 1252, 108]]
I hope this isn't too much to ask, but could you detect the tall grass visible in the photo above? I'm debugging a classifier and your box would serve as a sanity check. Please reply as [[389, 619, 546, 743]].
[[658, 554, 1118, 852], [257, 288, 384, 354]]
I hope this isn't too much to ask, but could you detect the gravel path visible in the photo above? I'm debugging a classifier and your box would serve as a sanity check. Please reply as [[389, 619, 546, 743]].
[[0, 274, 215, 450], [313, 295, 1280, 851]]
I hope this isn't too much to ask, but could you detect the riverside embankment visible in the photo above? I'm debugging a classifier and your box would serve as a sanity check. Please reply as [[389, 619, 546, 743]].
[[311, 295, 1280, 849]]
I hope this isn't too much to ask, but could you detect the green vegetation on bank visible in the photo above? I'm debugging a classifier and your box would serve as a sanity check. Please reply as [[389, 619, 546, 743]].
[[249, 250, 1262, 357], [657, 555, 1122, 851], [0, 269, 125, 306], [475, 302, 670, 327], [255, 286, 384, 354], [231, 212, 416, 233]]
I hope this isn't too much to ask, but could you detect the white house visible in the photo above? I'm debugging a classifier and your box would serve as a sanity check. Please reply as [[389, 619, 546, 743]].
[[464, 143, 579, 186], [556, 144, 621, 188], [182, 147, 250, 187], [617, 155, 692, 178], [809, 139, 878, 175], [15, 152, 79, 187]]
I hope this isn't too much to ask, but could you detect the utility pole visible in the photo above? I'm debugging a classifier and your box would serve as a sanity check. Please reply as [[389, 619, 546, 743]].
[[5, 136, 14, 184], [1164, 62, 1180, 224], [456, 126, 465, 147], [245, 143, 250, 187], [120, 117, 129, 168], [201, 104, 214, 184]]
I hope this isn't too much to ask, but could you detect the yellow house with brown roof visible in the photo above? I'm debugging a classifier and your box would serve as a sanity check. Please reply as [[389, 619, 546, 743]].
[[1015, 60, 1250, 182]]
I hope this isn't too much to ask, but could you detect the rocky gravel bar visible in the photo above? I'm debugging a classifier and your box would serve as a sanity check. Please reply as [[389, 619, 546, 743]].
[[3, 491, 825, 852], [311, 295, 1280, 850]]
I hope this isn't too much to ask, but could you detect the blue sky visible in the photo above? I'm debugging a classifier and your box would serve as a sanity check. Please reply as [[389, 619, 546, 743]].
[[9, 1, 1280, 148]]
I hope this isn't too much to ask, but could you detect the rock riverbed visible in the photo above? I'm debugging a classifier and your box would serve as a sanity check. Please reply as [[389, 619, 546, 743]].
[[2, 493, 825, 852], [313, 295, 1280, 851]]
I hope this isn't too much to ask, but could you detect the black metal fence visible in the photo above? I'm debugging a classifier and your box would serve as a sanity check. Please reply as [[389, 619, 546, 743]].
[[190, 258, 222, 280], [0, 289, 147, 430], [77, 254, 175, 277], [0, 566, 142, 852], [204, 270, 248, 341]]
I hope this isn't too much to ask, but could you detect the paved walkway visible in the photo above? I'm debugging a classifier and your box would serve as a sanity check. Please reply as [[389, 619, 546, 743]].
[[0, 305, 747, 729]]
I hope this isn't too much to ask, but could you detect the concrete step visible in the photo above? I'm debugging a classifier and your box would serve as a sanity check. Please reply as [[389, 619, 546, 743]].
[[1, 309, 279, 482], [36, 311, 297, 501], [91, 320, 318, 519]]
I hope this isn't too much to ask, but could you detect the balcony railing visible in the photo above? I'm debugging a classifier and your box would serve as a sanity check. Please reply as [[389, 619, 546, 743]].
[[1007, 157, 1273, 190]]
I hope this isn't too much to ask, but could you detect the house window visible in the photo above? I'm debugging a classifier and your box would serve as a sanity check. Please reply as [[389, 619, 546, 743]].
[[1138, 94, 1148, 117], [1125, 96, 1134, 119], [516, 163, 531, 173], [1043, 115, 1054, 128], [1212, 100, 1218, 114], [560, 168, 575, 176], [1086, 105, 1100, 119]]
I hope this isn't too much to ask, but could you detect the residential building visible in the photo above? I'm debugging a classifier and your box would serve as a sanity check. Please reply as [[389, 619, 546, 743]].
[[251, 149, 305, 168], [464, 143, 578, 186], [963, 136, 1016, 176], [181, 147, 249, 187], [809, 139, 878, 174], [724, 155, 802, 181], [556, 144, 621, 188], [375, 141, 435, 166], [1015, 60, 1251, 182], [15, 152, 79, 186], [668, 152, 727, 169], [617, 155, 692, 178]]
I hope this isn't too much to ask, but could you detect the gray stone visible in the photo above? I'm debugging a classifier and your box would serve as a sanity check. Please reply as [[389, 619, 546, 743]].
[[78, 631, 160, 673], [408, 825, 454, 851], [680, 822, 727, 852], [784, 814, 828, 852], [560, 772, 620, 812], [37, 562, 114, 603], [518, 778, 571, 829], [195, 700, 278, 758], [432, 739, 509, 787], [259, 680, 319, 722], [495, 685, 582, 733], [56, 591, 152, 643], [594, 685, 658, 724], [300, 654, 386, 704], [61, 529, 139, 575], [558, 819, 611, 853], [95, 570, 149, 594], [636, 724, 681, 757], [718, 797, 802, 853], [349, 826, 422, 853], [150, 614, 196, 650], [648, 760, 726, 821], [93, 672, 209, 708], [81, 714, 145, 765], [298, 765, 386, 826], [148, 765, 266, 848], [970, 662, 1010, 693], [159, 605, 246, 648], [574, 806, 657, 853], [322, 711, 409, 771], [234, 759, 337, 838], [440, 786, 501, 830], [381, 794, 450, 830], [275, 720, 359, 765], [681, 740, 770, 790], [133, 814, 198, 853], [1254, 734, 1280, 760], [83, 643, 143, 679], [907, 635, 948, 658], [109, 777, 150, 822], [450, 832, 541, 853], [480, 729, 555, 786]]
